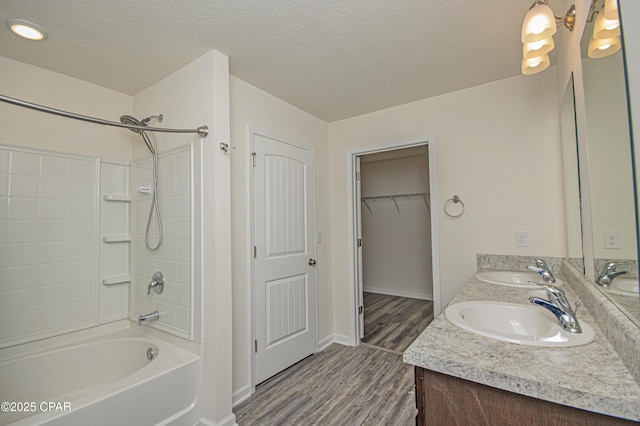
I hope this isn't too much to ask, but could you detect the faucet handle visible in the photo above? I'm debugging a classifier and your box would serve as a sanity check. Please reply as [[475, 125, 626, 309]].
[[147, 271, 165, 295], [527, 280, 565, 298], [535, 259, 549, 271]]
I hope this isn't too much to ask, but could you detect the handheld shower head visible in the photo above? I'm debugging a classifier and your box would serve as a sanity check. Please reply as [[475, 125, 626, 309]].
[[119, 115, 155, 154]]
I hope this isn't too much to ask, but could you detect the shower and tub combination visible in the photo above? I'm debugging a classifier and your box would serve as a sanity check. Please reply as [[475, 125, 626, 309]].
[[0, 95, 208, 425]]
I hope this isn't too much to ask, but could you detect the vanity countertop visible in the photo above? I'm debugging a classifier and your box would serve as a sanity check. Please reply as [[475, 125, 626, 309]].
[[403, 274, 640, 421]]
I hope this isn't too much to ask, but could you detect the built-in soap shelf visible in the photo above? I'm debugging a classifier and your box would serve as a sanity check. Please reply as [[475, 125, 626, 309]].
[[101, 275, 131, 286], [102, 235, 132, 243], [103, 194, 131, 202]]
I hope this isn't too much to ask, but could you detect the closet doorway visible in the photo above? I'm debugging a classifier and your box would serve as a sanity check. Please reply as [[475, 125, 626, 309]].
[[348, 137, 440, 350]]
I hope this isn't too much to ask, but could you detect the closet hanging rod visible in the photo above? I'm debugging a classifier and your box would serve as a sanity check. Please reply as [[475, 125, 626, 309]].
[[0, 94, 209, 138], [361, 192, 427, 201]]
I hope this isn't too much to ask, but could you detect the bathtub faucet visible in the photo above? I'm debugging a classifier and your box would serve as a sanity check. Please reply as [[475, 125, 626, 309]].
[[138, 310, 160, 326]]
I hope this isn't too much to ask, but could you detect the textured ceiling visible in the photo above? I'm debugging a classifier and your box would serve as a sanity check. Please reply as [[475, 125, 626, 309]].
[[0, 0, 570, 122]]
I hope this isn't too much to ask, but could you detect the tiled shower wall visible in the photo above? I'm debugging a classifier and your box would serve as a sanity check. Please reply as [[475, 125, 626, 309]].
[[0, 146, 98, 348], [0, 143, 193, 347], [132, 146, 192, 339]]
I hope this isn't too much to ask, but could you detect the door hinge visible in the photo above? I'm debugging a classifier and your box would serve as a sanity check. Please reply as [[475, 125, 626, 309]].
[[357, 238, 362, 247], [356, 171, 361, 181], [359, 305, 364, 315], [254, 340, 258, 353], [253, 246, 257, 258], [251, 152, 257, 167]]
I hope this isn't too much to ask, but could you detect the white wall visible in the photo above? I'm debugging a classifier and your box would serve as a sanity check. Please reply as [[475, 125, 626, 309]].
[[133, 50, 234, 425], [361, 152, 432, 299], [229, 76, 331, 402], [328, 71, 565, 339], [0, 56, 132, 162]]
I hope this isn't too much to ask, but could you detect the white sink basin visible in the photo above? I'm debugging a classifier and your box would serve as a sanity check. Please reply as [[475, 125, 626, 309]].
[[475, 271, 564, 289], [605, 277, 639, 297], [444, 301, 595, 347]]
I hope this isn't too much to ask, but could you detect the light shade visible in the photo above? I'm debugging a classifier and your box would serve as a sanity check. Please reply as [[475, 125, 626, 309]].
[[593, 10, 620, 39], [588, 36, 621, 58], [6, 19, 47, 40], [523, 37, 554, 59], [521, 2, 557, 43], [604, 0, 619, 21], [521, 54, 550, 75]]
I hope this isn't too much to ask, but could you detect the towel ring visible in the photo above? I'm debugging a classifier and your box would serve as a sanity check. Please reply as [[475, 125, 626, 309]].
[[444, 195, 465, 217]]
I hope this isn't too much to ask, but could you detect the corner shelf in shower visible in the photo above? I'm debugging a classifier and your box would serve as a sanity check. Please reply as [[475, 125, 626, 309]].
[[101, 275, 131, 286], [103, 194, 131, 202], [102, 235, 132, 243]]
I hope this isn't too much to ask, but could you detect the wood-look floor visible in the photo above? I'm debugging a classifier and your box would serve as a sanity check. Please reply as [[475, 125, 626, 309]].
[[234, 343, 416, 425], [234, 294, 433, 425], [362, 292, 434, 353]]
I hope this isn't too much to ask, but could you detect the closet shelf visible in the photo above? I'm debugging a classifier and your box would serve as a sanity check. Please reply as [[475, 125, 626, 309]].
[[103, 194, 131, 202], [101, 275, 131, 286], [102, 235, 132, 243], [361, 192, 429, 214]]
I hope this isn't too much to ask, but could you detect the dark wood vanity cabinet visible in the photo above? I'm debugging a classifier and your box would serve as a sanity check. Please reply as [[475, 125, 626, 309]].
[[415, 367, 636, 425]]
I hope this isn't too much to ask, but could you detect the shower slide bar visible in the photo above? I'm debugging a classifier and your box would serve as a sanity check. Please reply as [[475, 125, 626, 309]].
[[0, 94, 209, 138]]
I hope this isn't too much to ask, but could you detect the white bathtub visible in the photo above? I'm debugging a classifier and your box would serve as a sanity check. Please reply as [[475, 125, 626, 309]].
[[0, 326, 200, 426]]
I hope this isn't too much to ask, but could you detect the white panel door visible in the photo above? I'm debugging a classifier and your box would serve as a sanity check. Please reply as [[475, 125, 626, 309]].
[[253, 133, 317, 384]]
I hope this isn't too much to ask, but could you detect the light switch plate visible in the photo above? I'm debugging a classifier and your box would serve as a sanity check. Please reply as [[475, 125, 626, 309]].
[[515, 231, 529, 247]]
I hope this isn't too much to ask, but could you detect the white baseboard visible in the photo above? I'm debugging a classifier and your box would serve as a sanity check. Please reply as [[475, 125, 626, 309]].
[[364, 287, 433, 301], [199, 412, 237, 426], [318, 334, 334, 351], [318, 333, 352, 351], [232, 384, 252, 407]]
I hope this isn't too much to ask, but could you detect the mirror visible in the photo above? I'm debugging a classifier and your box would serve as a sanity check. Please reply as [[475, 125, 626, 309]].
[[581, 10, 640, 325], [560, 74, 584, 273]]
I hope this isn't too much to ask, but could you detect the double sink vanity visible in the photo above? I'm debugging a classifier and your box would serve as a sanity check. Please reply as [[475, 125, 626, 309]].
[[403, 256, 640, 425]]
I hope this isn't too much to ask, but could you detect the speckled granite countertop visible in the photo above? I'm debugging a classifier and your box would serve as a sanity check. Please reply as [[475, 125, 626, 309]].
[[403, 274, 640, 421]]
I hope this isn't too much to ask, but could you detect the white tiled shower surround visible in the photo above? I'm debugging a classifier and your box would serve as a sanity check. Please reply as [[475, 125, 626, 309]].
[[0, 146, 98, 348], [0, 142, 194, 347], [132, 146, 192, 339]]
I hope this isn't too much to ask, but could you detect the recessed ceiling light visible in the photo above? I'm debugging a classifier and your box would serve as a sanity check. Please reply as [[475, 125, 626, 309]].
[[6, 19, 48, 41]]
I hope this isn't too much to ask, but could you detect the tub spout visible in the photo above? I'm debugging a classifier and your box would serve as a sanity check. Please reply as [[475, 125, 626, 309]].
[[138, 310, 160, 326]]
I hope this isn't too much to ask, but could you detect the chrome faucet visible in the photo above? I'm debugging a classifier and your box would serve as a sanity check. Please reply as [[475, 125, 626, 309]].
[[596, 262, 627, 287], [528, 282, 582, 333], [138, 310, 160, 326], [527, 258, 556, 283]]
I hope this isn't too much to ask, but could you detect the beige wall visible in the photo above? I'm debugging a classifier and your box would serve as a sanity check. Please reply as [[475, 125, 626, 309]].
[[0, 56, 132, 162], [328, 71, 566, 338], [229, 76, 332, 401]]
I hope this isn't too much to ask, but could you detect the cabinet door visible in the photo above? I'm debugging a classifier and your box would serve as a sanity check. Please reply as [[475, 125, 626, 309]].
[[415, 368, 635, 426]]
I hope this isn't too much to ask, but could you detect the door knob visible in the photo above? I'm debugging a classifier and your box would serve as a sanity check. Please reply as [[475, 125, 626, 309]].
[[309, 258, 317, 266]]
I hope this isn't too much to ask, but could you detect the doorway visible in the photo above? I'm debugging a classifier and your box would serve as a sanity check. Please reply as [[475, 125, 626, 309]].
[[359, 147, 434, 351], [347, 136, 440, 347]]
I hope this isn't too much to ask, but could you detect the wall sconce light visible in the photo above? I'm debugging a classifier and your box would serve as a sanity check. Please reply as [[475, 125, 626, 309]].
[[520, 1, 576, 75], [587, 0, 621, 58]]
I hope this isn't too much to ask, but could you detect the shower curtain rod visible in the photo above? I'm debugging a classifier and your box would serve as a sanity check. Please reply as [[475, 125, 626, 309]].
[[0, 94, 209, 138]]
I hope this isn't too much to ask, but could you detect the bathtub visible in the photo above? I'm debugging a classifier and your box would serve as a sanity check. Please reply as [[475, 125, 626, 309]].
[[0, 325, 200, 426]]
